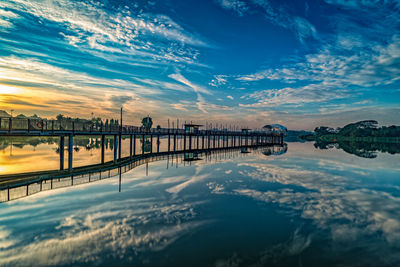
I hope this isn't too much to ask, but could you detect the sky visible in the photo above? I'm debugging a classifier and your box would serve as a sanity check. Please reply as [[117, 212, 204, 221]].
[[0, 0, 399, 130]]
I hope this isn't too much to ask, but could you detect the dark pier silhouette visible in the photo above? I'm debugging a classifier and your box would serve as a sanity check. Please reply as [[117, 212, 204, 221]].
[[0, 116, 286, 202], [0, 117, 284, 170]]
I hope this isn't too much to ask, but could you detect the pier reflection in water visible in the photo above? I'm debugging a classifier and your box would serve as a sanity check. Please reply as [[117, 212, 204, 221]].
[[0, 146, 273, 202], [0, 135, 269, 175], [0, 142, 399, 266]]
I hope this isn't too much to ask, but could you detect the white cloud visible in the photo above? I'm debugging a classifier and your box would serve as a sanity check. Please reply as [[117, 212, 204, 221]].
[[169, 73, 212, 95], [0, 9, 18, 28], [209, 75, 227, 87], [216, 0, 249, 16], [171, 103, 189, 111], [236, 33, 400, 108], [240, 83, 348, 108], [0, 0, 208, 65]]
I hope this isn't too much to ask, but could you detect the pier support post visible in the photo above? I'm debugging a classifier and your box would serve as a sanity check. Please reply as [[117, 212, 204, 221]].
[[60, 136, 65, 170], [174, 134, 177, 151], [118, 134, 122, 160], [189, 135, 192, 150], [168, 132, 170, 152], [68, 135, 73, 171], [157, 135, 160, 153], [114, 135, 118, 163], [133, 134, 136, 156], [150, 135, 153, 153], [202, 135, 205, 149], [130, 134, 133, 158], [142, 134, 145, 155], [101, 135, 105, 164]]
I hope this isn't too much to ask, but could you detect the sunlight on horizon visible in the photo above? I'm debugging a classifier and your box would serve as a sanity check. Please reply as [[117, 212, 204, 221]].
[[0, 85, 22, 95]]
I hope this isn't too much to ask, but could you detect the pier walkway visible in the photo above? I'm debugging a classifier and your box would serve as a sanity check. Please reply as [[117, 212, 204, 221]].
[[0, 145, 286, 203], [0, 116, 286, 202], [0, 116, 284, 171]]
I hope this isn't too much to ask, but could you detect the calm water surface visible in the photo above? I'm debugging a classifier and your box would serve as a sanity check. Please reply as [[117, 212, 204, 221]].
[[0, 142, 399, 266]]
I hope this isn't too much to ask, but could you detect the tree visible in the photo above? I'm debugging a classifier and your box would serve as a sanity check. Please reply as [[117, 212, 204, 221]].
[[141, 116, 153, 129], [314, 126, 335, 136], [56, 114, 64, 121]]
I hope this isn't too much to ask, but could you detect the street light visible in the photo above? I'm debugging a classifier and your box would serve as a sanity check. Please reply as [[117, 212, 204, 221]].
[[10, 109, 14, 117]]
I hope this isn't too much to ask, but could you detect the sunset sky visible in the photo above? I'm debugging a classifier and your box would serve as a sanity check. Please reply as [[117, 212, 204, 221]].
[[0, 0, 399, 130]]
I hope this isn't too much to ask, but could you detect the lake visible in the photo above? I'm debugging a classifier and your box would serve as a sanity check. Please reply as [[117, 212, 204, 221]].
[[0, 141, 399, 266]]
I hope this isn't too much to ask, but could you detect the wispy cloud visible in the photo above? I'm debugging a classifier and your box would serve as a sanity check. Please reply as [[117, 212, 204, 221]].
[[169, 73, 213, 113], [209, 75, 227, 87], [216, 0, 249, 16], [253, 0, 317, 43], [235, 17, 400, 110], [216, 0, 317, 43], [0, 9, 18, 28], [0, 0, 209, 65], [240, 83, 348, 108]]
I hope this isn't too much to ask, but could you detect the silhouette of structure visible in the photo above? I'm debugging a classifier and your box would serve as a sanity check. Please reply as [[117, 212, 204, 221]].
[[0, 116, 285, 171]]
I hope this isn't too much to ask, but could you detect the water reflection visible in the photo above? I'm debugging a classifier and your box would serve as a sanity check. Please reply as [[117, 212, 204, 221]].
[[314, 139, 400, 158], [261, 144, 288, 156], [0, 136, 117, 174], [0, 135, 236, 175], [0, 143, 399, 266]]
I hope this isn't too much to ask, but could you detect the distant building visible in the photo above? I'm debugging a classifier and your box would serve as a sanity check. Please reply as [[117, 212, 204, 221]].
[[184, 124, 202, 134], [262, 124, 287, 135], [0, 110, 11, 117]]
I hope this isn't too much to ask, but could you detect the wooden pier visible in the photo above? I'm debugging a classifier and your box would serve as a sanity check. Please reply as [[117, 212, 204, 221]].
[[0, 117, 285, 172]]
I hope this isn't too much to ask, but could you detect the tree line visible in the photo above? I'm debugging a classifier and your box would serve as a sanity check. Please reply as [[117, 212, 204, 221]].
[[314, 120, 400, 138], [55, 114, 119, 127]]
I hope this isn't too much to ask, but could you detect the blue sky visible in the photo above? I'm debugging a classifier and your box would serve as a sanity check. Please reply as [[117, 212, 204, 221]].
[[0, 0, 399, 130]]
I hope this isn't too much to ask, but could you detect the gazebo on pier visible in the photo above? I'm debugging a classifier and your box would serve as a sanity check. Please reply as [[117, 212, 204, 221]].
[[184, 124, 203, 135], [241, 128, 251, 134]]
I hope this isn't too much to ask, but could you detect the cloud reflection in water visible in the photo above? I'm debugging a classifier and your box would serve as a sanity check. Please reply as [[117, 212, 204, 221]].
[[0, 143, 399, 266]]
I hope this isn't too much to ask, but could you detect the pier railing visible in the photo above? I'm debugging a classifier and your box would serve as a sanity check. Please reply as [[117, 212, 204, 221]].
[[0, 117, 277, 136], [0, 116, 286, 188]]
